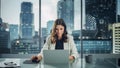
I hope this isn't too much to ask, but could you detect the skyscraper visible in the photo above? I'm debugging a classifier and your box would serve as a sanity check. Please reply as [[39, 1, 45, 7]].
[[0, 18, 10, 53], [85, 0, 116, 39], [20, 2, 34, 39], [113, 23, 120, 54], [57, 0, 74, 34]]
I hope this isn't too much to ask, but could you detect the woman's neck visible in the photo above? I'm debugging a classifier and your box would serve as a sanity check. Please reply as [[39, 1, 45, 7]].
[[58, 36, 62, 40]]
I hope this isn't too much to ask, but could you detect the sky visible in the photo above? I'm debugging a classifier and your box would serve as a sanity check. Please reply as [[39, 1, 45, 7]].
[[1, 0, 39, 31], [41, 0, 58, 28], [1, 0, 120, 31]]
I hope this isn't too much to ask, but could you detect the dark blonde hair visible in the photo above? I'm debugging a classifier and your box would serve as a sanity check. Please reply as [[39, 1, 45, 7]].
[[50, 19, 68, 43]]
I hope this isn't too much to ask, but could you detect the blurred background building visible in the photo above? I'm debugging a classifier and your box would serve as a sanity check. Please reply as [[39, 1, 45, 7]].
[[20, 2, 35, 39]]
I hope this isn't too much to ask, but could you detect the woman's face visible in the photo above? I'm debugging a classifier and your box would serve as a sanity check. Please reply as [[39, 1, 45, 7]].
[[55, 25, 64, 38]]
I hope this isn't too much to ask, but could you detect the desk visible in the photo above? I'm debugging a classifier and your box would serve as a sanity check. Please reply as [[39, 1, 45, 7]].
[[0, 58, 81, 68], [0, 54, 119, 68]]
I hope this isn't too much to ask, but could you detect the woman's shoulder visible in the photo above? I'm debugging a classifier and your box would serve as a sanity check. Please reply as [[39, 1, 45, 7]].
[[67, 34, 73, 39], [46, 35, 51, 40]]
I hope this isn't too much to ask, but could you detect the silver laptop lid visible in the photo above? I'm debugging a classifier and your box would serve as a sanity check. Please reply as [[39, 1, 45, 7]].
[[43, 50, 69, 64]]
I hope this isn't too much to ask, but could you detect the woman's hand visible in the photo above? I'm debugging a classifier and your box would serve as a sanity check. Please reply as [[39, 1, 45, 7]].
[[37, 55, 42, 61], [69, 56, 75, 61], [31, 55, 42, 62]]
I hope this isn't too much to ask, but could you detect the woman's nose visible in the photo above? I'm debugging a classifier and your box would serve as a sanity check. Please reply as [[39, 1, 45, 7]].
[[58, 30, 61, 33]]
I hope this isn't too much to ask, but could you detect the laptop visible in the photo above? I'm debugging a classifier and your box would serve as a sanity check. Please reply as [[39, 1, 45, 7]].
[[43, 50, 69, 64]]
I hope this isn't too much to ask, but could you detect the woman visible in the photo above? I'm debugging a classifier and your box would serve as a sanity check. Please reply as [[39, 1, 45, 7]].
[[31, 19, 79, 62]]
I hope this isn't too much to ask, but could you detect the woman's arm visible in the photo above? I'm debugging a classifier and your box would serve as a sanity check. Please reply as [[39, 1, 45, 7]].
[[69, 35, 79, 60]]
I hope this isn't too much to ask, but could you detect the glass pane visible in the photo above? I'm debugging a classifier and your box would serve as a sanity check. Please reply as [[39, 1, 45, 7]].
[[41, 0, 81, 67], [83, 0, 120, 68], [41, 0, 58, 48], [0, 0, 39, 54], [41, 0, 80, 52]]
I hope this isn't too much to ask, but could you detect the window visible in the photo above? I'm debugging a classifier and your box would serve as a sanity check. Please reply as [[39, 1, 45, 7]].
[[0, 0, 120, 68], [0, 0, 39, 54]]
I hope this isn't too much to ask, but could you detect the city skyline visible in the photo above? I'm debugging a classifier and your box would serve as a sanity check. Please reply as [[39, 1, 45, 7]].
[[1, 0, 120, 31], [1, 0, 120, 55], [1, 0, 39, 31], [1, 0, 81, 31]]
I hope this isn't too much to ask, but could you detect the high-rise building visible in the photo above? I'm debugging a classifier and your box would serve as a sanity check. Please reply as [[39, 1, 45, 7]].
[[20, 2, 34, 39], [9, 24, 19, 41], [57, 0, 74, 34], [85, 0, 116, 39], [47, 20, 54, 35], [0, 19, 10, 53], [113, 23, 120, 54], [0, 31, 10, 53]]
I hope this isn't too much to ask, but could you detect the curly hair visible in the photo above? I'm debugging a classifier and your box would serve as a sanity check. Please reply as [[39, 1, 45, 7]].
[[50, 19, 68, 43]]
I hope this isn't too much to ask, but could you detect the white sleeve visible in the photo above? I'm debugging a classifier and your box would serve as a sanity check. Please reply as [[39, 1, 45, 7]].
[[69, 36, 79, 59]]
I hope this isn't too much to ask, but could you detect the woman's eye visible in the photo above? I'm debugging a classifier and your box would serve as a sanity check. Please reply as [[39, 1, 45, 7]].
[[55, 29, 57, 30], [56, 29, 59, 31], [60, 28, 63, 30]]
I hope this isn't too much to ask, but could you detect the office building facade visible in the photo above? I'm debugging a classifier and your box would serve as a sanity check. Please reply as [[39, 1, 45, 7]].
[[85, 0, 116, 39], [20, 2, 34, 39], [72, 30, 112, 53], [113, 23, 120, 54], [74, 39, 112, 54], [0, 18, 10, 53]]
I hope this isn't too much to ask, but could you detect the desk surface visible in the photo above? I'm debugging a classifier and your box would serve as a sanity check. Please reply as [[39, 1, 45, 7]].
[[0, 54, 120, 68], [0, 57, 118, 68], [0, 58, 80, 68]]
